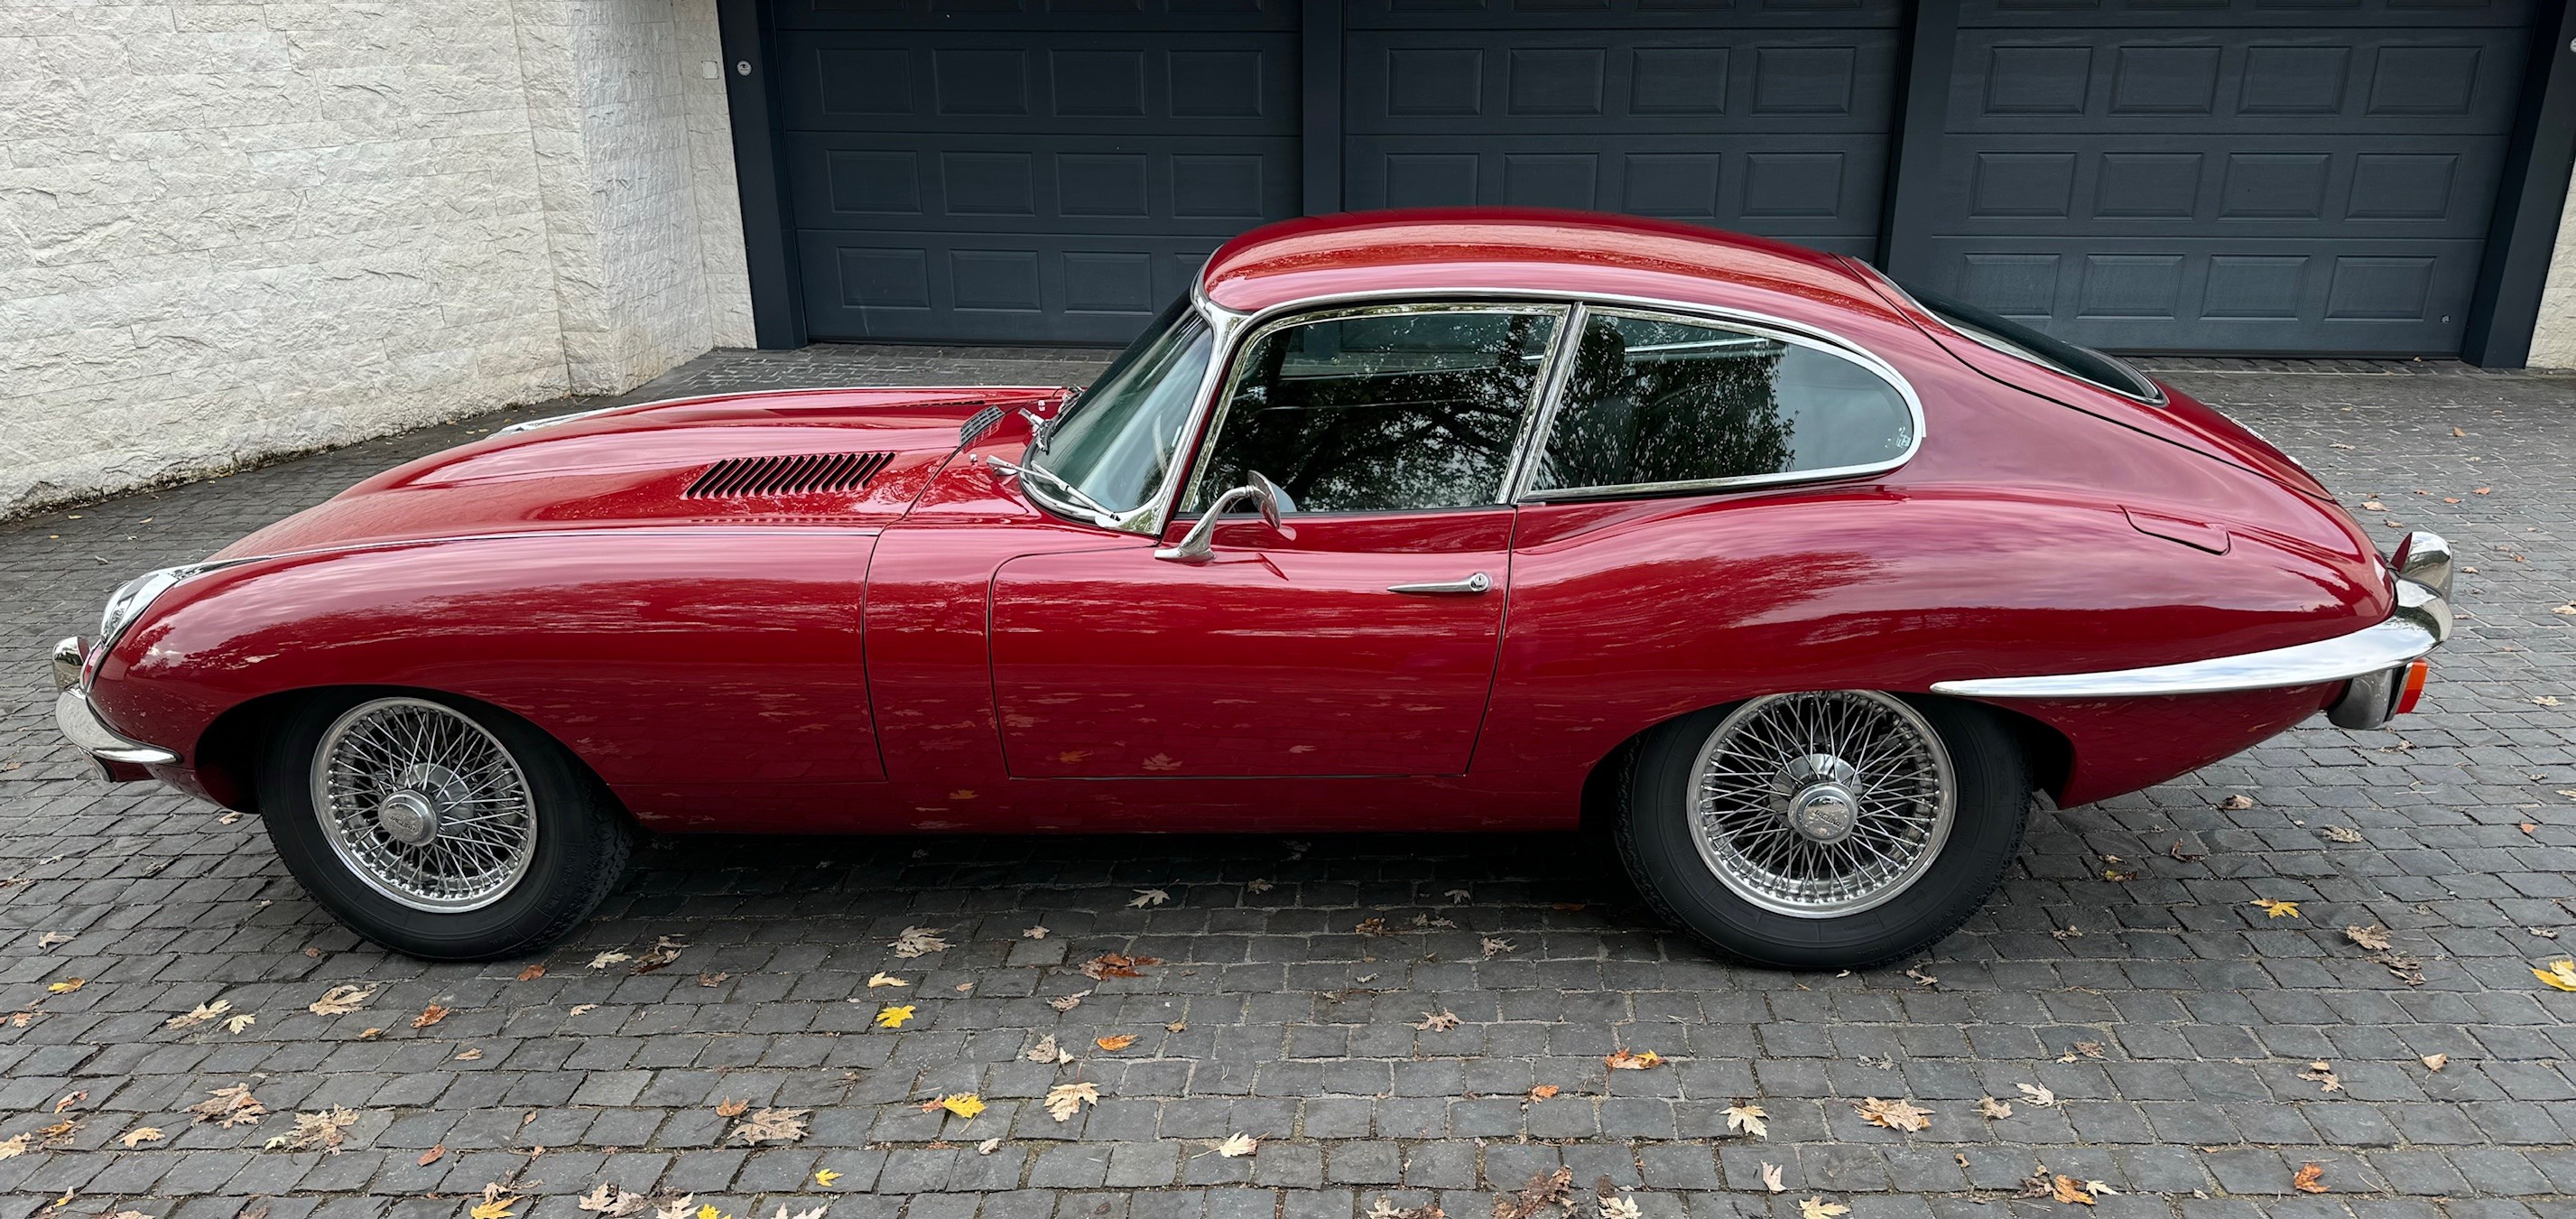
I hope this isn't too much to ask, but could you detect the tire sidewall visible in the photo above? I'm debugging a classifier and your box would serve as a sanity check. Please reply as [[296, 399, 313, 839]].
[[1617, 694, 2029, 970], [257, 690, 622, 961]]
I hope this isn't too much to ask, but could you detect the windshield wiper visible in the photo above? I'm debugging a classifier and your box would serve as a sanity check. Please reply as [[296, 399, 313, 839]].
[[988, 456, 1119, 524]]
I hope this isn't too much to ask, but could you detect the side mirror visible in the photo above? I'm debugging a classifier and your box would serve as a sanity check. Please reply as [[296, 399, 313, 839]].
[[1155, 470, 1289, 563]]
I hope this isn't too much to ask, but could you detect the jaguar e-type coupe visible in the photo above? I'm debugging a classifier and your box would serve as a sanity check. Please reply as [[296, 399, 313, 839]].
[[51, 209, 2451, 968]]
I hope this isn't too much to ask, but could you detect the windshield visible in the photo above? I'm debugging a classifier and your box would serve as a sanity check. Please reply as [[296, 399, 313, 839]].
[[1899, 282, 2163, 404], [1025, 293, 1214, 526]]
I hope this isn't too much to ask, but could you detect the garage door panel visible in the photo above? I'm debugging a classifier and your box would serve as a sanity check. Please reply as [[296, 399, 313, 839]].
[[778, 32, 1298, 135], [774, 0, 1298, 31], [1952, 0, 2529, 27], [1346, 30, 1899, 135], [1344, 0, 1904, 29], [1913, 237, 2486, 353], [1947, 28, 2527, 135], [1921, 134, 2507, 239], [784, 135, 1298, 236], [1347, 136, 1885, 249], [797, 233, 1219, 342]]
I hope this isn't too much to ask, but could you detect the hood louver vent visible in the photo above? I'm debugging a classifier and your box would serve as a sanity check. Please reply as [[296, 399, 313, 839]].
[[685, 451, 894, 498]]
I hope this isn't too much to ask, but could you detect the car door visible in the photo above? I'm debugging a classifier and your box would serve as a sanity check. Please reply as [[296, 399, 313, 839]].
[[988, 302, 1570, 779]]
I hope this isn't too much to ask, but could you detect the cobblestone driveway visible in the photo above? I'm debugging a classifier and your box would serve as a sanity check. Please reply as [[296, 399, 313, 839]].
[[4, 349, 2573, 1219]]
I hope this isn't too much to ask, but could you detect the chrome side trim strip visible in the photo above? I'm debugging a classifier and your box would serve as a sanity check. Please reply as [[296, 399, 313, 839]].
[[54, 688, 180, 766], [1932, 576, 2451, 700]]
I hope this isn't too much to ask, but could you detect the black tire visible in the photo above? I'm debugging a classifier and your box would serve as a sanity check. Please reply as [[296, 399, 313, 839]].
[[1613, 693, 2032, 970], [255, 690, 635, 961]]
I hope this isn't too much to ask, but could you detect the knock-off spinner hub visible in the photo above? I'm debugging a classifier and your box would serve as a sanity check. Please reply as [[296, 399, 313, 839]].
[[374, 761, 471, 847], [1778, 753, 1862, 844]]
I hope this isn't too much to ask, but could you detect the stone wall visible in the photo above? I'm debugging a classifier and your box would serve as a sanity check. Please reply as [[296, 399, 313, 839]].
[[2526, 165, 2576, 369], [0, 0, 753, 519]]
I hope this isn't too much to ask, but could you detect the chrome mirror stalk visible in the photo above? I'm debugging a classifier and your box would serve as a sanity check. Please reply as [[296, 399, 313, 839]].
[[1154, 471, 1287, 563]]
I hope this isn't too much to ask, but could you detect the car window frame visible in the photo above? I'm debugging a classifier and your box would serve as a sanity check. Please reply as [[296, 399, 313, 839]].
[[1168, 299, 1577, 522], [1505, 302, 1927, 504]]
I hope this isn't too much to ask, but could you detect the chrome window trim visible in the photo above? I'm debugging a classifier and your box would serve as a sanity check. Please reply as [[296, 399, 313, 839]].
[[1170, 300, 1573, 522], [1152, 284, 1929, 535], [1505, 302, 1926, 503], [1851, 261, 2166, 407]]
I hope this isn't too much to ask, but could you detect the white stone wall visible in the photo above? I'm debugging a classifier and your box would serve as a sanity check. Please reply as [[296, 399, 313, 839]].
[[2526, 163, 2576, 369], [0, 0, 753, 519]]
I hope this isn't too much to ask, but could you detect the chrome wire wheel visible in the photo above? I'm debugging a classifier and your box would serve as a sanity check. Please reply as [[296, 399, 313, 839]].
[[309, 697, 539, 913], [1688, 691, 1957, 919]]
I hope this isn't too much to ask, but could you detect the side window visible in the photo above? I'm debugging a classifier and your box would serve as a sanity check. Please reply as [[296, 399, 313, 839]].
[[1185, 305, 1564, 515], [1528, 311, 1915, 496]]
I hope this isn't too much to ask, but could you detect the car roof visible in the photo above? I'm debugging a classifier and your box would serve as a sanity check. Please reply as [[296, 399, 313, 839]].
[[1198, 208, 1911, 337]]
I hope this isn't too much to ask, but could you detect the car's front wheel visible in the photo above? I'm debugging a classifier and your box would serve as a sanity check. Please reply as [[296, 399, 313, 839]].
[[1615, 691, 2032, 969], [256, 692, 633, 960]]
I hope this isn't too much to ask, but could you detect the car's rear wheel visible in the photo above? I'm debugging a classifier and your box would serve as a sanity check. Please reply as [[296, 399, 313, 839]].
[[256, 692, 633, 961], [1614, 691, 2031, 969]]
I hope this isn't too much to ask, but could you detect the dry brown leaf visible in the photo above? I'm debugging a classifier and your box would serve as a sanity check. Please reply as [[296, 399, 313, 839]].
[[224, 1013, 255, 1034], [867, 972, 908, 989], [1974, 1096, 2013, 1120], [1724, 1103, 1767, 1137], [1851, 1097, 1931, 1132], [2320, 825, 2365, 843], [1080, 953, 1158, 980], [2292, 1163, 2327, 1194], [1129, 889, 1171, 907], [2421, 1054, 2448, 1071], [166, 1000, 233, 1029], [1760, 1163, 1784, 1194], [270, 1106, 359, 1153], [0, 1134, 31, 1162], [515, 963, 546, 982], [1797, 1199, 1848, 1219], [729, 1107, 811, 1146], [1027, 1034, 1074, 1064], [1528, 1085, 1560, 1102], [412, 1003, 450, 1029], [1480, 936, 1515, 959], [188, 1084, 266, 1127], [2344, 925, 2393, 951], [579, 1183, 651, 1216], [1367, 1200, 1446, 1219], [1604, 1049, 1663, 1070], [308, 984, 378, 1016], [119, 1127, 164, 1148], [1904, 966, 1938, 988], [888, 927, 950, 958], [1043, 1082, 1099, 1122], [588, 951, 631, 970], [2299, 1061, 2341, 1093], [1215, 1132, 1258, 1158], [2219, 794, 2256, 810], [1412, 1010, 1461, 1031], [714, 1098, 749, 1117], [1494, 1167, 1575, 1219], [631, 935, 687, 974], [420, 1144, 447, 1166], [2052, 1176, 2094, 1205], [1094, 1034, 1137, 1052], [1598, 1197, 1639, 1219], [455, 1047, 484, 1061], [1049, 993, 1088, 1012]]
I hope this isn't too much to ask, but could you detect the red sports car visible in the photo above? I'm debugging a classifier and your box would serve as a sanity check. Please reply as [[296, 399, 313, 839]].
[[51, 209, 2451, 968]]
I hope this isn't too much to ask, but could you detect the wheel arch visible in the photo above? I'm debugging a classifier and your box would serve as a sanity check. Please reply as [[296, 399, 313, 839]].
[[193, 684, 633, 823]]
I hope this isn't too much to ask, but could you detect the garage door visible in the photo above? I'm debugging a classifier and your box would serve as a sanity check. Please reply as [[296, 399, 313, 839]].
[[772, 0, 1302, 343], [1901, 0, 2534, 355], [1341, 0, 1903, 260]]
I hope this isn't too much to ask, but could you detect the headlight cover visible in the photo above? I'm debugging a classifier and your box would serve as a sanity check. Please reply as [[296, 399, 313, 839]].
[[97, 562, 230, 655]]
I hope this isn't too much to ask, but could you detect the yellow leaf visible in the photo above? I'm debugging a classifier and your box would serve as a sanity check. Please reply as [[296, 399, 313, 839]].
[[2052, 1177, 2094, 1205], [471, 1196, 522, 1219], [938, 1093, 986, 1120], [1604, 1049, 1663, 1070], [867, 972, 908, 988], [1095, 1034, 1137, 1052], [876, 1004, 916, 1028], [2251, 898, 2301, 918], [2534, 960, 2576, 991], [46, 978, 84, 994], [699, 1205, 728, 1219], [815, 1169, 841, 1187]]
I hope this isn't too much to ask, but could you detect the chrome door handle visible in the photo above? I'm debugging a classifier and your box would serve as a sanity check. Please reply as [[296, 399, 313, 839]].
[[1388, 572, 1491, 595]]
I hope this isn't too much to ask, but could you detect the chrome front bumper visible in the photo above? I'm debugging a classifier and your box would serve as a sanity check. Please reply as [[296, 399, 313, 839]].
[[51, 636, 179, 774], [1931, 531, 2453, 727]]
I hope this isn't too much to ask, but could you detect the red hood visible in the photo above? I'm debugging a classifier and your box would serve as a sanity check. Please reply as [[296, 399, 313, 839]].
[[218, 386, 1066, 560]]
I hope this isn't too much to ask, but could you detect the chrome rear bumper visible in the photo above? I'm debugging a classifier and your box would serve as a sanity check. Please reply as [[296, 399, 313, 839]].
[[1931, 531, 2452, 724], [50, 635, 179, 777]]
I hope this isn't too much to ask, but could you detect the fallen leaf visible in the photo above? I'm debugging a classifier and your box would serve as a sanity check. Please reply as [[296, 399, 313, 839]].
[[1355, 917, 1396, 937], [588, 951, 632, 970], [2251, 898, 2301, 918], [2320, 825, 2364, 843], [876, 1004, 916, 1028], [419, 1145, 446, 1166], [188, 1084, 266, 1127], [2052, 1177, 2094, 1205], [2299, 1061, 2341, 1093], [1044, 1082, 1099, 1121], [455, 1047, 484, 1060], [1904, 966, 1938, 988], [867, 972, 908, 988], [699, 972, 729, 987], [1495, 1168, 1574, 1219], [716, 1098, 749, 1117], [652, 1196, 696, 1219], [2344, 925, 2393, 951], [120, 1128, 164, 1148], [1851, 1097, 1931, 1132], [166, 1000, 234, 1029], [1598, 1198, 1639, 1219], [1798, 1199, 1849, 1219], [0, 1135, 29, 1161], [2534, 959, 2576, 991], [579, 1183, 651, 1216], [978, 1137, 1004, 1155], [1048, 993, 1088, 1012], [224, 1013, 255, 1034], [1081, 953, 1159, 980], [1760, 1163, 1784, 1193], [1714, 1103, 1763, 1137], [1215, 1132, 1257, 1158], [1605, 1048, 1663, 1070], [1246, 878, 1274, 893], [2421, 1054, 2448, 1071], [271, 1106, 359, 1152], [568, 1004, 598, 1016], [1095, 1033, 1137, 1051], [1367, 1201, 1445, 1219], [35, 932, 69, 949], [889, 927, 950, 958], [1412, 1010, 1461, 1031], [771, 1207, 828, 1219], [308, 983, 378, 1015], [631, 935, 687, 974], [46, 978, 84, 994], [1129, 889, 1171, 907], [2015, 1083, 2057, 1107], [1165, 1019, 1186, 1031], [729, 1108, 811, 1146], [470, 1196, 521, 1219], [1974, 1096, 2012, 1120], [1479, 935, 1516, 959], [412, 1003, 450, 1028], [1021, 926, 1051, 939], [936, 1093, 986, 1120], [2292, 1163, 2327, 1194], [516, 963, 546, 982], [2219, 794, 2256, 810]]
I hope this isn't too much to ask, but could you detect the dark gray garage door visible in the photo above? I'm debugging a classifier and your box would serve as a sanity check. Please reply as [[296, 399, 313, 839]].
[[1897, 0, 2534, 355], [1340, 0, 1902, 261], [773, 0, 1301, 343]]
